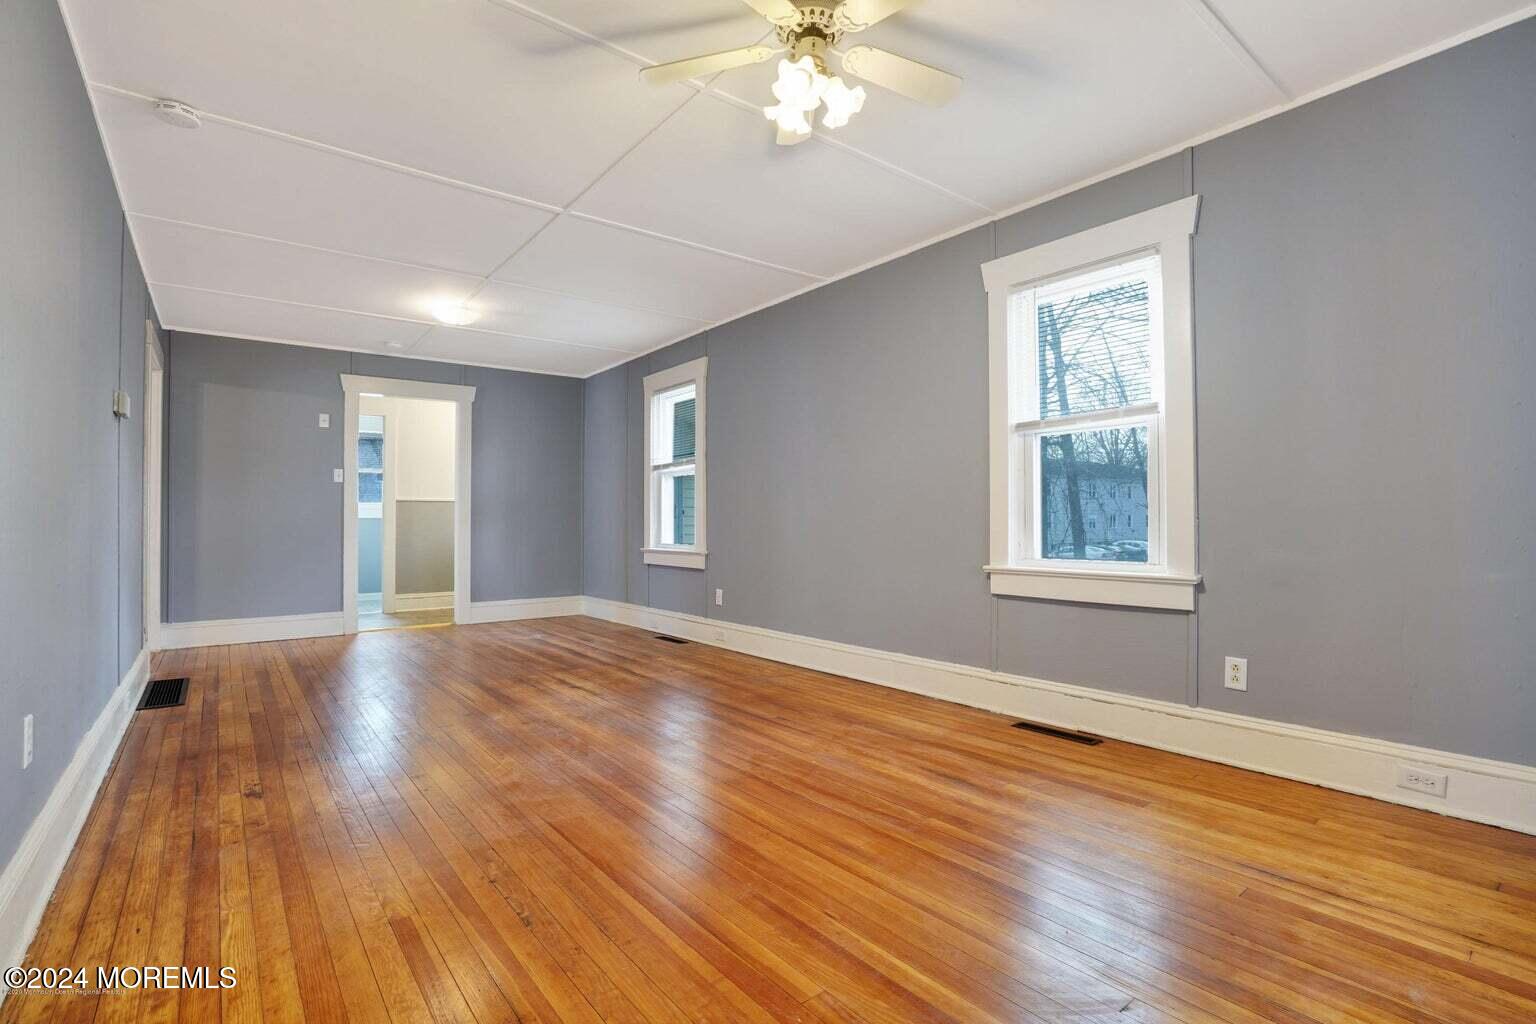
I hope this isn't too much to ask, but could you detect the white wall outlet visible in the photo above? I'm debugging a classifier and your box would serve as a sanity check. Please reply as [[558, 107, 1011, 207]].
[[1224, 656, 1247, 691], [1397, 764, 1448, 798], [23, 714, 34, 769], [318, 412, 331, 428], [332, 467, 344, 483], [714, 588, 723, 606], [112, 389, 131, 418]]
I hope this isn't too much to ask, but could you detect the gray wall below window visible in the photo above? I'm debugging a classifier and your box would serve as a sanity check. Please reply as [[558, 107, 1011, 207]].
[[0, 0, 166, 870], [166, 333, 583, 620], [581, 17, 1536, 766], [397, 500, 454, 594]]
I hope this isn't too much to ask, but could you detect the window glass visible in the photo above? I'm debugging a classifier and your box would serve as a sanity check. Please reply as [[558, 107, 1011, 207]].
[[672, 397, 696, 461], [1034, 259, 1156, 420], [1039, 425, 1148, 563]]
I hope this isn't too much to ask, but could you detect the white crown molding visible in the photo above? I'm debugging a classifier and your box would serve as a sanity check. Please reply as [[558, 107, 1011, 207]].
[[156, 612, 345, 649], [583, 4, 1536, 378], [63, 1, 1536, 380], [580, 598, 1536, 835], [0, 648, 147, 974]]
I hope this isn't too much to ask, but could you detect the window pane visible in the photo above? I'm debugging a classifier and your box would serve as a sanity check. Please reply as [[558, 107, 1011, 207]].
[[1034, 258, 1157, 420], [656, 467, 696, 546], [651, 383, 696, 466], [1039, 425, 1148, 562], [358, 434, 384, 471], [671, 397, 696, 461], [358, 471, 382, 504], [671, 473, 695, 545]]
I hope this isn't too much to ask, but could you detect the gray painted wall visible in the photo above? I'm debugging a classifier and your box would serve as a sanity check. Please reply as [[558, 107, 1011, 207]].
[[397, 500, 454, 594], [1, 0, 165, 869], [166, 334, 585, 619], [358, 518, 382, 593], [582, 18, 1536, 765]]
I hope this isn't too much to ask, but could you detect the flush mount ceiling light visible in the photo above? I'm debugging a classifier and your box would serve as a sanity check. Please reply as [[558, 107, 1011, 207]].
[[429, 300, 478, 326], [640, 0, 959, 146]]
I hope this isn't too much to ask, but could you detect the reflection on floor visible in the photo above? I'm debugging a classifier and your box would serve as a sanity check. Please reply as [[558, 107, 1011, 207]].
[[357, 592, 453, 631], [13, 616, 1536, 1024]]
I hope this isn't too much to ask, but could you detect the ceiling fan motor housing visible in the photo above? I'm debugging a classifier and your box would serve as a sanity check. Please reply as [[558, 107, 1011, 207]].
[[777, 5, 844, 48]]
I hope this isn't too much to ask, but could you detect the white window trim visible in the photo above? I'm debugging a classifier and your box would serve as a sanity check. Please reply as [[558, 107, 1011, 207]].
[[642, 356, 707, 570], [980, 195, 1201, 611]]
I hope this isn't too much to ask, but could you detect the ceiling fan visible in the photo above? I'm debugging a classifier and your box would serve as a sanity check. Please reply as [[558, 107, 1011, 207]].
[[639, 0, 961, 145]]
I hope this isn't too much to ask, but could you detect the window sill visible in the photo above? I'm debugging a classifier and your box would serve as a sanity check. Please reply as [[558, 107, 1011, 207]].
[[984, 564, 1199, 611], [643, 548, 707, 570]]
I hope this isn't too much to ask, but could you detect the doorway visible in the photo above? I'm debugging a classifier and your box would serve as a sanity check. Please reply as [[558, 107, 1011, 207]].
[[341, 374, 476, 634]]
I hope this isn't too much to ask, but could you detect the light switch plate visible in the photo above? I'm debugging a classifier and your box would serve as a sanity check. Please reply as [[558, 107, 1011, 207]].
[[318, 413, 331, 428], [333, 468, 344, 483]]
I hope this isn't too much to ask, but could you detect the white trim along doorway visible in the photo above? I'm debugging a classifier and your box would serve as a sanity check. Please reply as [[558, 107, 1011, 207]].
[[340, 374, 476, 634], [143, 321, 164, 652]]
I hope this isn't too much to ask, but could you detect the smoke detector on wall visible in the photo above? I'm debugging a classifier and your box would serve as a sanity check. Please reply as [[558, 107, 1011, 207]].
[[152, 99, 202, 129]]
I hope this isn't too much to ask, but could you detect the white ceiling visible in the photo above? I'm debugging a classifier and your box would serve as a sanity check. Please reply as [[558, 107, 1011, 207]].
[[60, 0, 1533, 377]]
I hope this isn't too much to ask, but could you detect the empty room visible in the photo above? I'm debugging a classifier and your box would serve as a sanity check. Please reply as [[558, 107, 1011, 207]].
[[2, 0, 1534, 1021]]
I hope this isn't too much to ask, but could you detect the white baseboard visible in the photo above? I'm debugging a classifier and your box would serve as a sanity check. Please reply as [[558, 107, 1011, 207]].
[[466, 596, 584, 624], [0, 648, 147, 972], [581, 598, 1536, 835], [393, 591, 454, 612], [156, 611, 344, 649]]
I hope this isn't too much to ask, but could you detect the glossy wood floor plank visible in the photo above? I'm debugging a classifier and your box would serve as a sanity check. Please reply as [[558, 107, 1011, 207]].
[[4, 616, 1535, 1024]]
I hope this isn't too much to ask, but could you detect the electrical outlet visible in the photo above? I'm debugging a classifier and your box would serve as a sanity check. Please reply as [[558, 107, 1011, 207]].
[[318, 413, 331, 428], [1397, 764, 1448, 798], [333, 467, 344, 483], [1224, 656, 1247, 691], [714, 588, 724, 606], [23, 714, 33, 770]]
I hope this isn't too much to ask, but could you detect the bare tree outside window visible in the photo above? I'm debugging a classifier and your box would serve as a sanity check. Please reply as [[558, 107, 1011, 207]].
[[1036, 275, 1151, 562]]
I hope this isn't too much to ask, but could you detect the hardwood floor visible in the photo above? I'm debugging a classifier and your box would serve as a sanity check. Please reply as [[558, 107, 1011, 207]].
[[5, 616, 1534, 1024]]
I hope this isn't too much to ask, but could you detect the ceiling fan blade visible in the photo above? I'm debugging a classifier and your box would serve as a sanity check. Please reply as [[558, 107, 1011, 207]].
[[740, 0, 801, 26], [640, 45, 780, 86], [776, 125, 811, 146], [840, 45, 960, 106], [836, 0, 923, 31]]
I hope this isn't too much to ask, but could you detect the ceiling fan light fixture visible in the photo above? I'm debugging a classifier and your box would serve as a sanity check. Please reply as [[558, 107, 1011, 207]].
[[764, 55, 827, 136], [820, 76, 866, 128]]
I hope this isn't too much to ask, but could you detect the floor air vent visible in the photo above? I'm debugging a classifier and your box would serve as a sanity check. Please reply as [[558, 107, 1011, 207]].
[[1012, 720, 1102, 745], [138, 677, 189, 711], [653, 635, 690, 644]]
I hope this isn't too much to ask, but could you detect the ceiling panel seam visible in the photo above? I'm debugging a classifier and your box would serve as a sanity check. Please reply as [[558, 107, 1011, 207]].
[[127, 212, 714, 323], [154, 322, 591, 378], [151, 281, 644, 355], [1179, 0, 1293, 99], [89, 81, 831, 280], [485, 0, 996, 211]]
